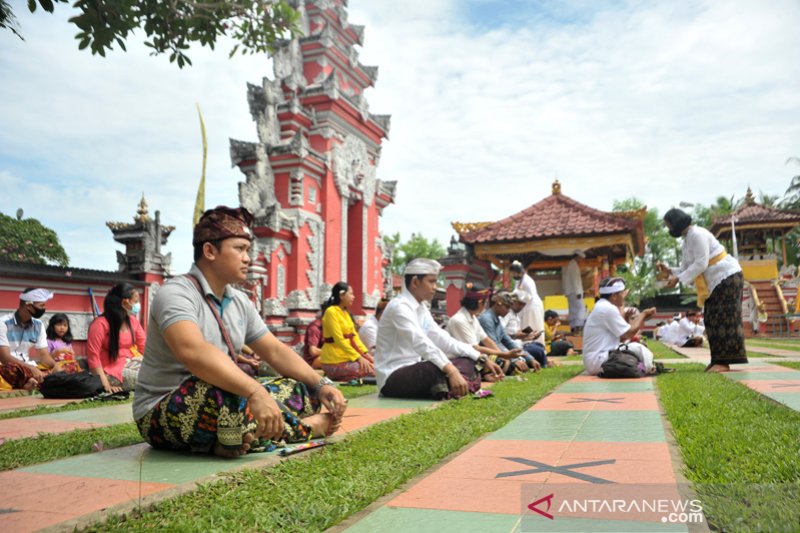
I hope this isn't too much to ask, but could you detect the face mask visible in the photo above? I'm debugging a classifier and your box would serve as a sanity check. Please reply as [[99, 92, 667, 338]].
[[129, 302, 141, 316], [29, 305, 45, 319]]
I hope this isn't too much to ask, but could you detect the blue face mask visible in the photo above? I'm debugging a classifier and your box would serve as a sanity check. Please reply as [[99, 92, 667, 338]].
[[129, 302, 141, 316]]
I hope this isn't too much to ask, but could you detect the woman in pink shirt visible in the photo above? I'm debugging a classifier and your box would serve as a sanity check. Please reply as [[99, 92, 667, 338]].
[[87, 283, 146, 393]]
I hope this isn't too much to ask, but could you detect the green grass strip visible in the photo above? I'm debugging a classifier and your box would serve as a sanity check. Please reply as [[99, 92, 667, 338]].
[[0, 423, 142, 471], [0, 396, 134, 421], [657, 365, 800, 531], [746, 338, 800, 351], [774, 361, 800, 371], [0, 386, 377, 471], [85, 366, 581, 532], [647, 340, 686, 359]]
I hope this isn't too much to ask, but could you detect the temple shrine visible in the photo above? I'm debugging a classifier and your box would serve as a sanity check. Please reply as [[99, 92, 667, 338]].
[[229, 0, 396, 347], [444, 180, 645, 317], [711, 187, 800, 335]]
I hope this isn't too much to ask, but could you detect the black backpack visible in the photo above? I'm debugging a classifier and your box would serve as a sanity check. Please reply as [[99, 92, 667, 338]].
[[599, 348, 645, 379], [40, 371, 105, 399]]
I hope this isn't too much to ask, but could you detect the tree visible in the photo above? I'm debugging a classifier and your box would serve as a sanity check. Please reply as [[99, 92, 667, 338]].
[[781, 157, 800, 209], [0, 212, 69, 266], [385, 232, 446, 275], [612, 198, 679, 304], [1, 0, 300, 68]]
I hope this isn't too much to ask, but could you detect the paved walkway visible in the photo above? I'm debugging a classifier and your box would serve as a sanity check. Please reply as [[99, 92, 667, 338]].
[[0, 394, 437, 533], [338, 373, 700, 533]]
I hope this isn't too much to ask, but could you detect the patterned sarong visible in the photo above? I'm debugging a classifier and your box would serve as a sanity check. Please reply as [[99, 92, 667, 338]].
[[136, 376, 320, 453], [322, 361, 374, 382], [704, 272, 748, 366], [0, 361, 35, 389]]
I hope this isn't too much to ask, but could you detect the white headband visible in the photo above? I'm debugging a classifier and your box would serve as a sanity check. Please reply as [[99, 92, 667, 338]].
[[404, 258, 442, 275], [19, 288, 54, 302], [598, 280, 626, 295]]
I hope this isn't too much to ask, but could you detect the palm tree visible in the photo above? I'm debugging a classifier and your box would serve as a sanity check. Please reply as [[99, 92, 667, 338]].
[[781, 157, 800, 209]]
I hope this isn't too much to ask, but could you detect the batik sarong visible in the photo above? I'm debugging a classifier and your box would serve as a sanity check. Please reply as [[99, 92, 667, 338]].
[[0, 361, 35, 389], [380, 356, 481, 400], [704, 272, 748, 366], [322, 361, 374, 382], [136, 375, 320, 453]]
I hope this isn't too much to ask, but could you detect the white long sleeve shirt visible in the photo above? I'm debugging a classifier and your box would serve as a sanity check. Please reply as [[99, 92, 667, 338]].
[[671, 226, 742, 296], [676, 318, 705, 345], [374, 288, 480, 390], [358, 315, 379, 350], [446, 307, 488, 352]]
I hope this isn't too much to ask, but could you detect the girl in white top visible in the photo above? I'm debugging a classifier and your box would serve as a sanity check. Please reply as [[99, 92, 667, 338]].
[[658, 208, 747, 372]]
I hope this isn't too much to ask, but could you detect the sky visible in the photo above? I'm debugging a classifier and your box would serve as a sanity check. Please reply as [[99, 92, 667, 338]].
[[1, 0, 799, 273]]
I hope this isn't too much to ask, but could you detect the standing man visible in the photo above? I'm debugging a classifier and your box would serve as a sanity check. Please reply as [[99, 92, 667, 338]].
[[510, 260, 545, 346], [0, 288, 56, 389], [375, 258, 486, 400], [562, 250, 586, 334], [134, 206, 346, 457]]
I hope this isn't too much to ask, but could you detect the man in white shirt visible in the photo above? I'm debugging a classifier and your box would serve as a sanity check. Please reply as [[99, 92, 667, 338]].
[[583, 277, 656, 376], [562, 251, 586, 333], [0, 288, 57, 389], [676, 310, 705, 347], [375, 259, 487, 400], [510, 261, 545, 346], [358, 299, 388, 353]]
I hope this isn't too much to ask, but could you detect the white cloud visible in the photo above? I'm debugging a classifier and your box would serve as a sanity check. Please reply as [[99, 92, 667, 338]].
[[1, 0, 799, 271]]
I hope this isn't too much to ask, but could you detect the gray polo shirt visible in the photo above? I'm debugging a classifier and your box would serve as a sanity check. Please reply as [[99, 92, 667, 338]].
[[133, 264, 268, 420]]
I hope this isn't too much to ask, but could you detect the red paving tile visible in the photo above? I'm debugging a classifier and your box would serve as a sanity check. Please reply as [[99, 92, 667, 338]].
[[0, 396, 79, 413], [531, 392, 658, 411], [388, 440, 676, 515], [739, 379, 800, 392], [0, 471, 173, 533], [337, 407, 412, 434], [0, 419, 107, 441], [566, 375, 654, 383]]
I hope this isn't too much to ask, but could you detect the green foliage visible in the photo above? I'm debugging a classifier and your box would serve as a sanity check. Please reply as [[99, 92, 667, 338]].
[[90, 367, 580, 531], [612, 198, 678, 304], [385, 232, 447, 274], [657, 366, 800, 531], [0, 212, 69, 266], [2, 0, 300, 68]]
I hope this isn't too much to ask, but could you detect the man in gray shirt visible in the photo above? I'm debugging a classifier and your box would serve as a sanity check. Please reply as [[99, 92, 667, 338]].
[[134, 206, 346, 457]]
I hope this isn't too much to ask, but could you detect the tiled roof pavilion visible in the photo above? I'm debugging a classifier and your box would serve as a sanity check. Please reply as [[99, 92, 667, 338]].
[[453, 180, 645, 268], [711, 187, 800, 237]]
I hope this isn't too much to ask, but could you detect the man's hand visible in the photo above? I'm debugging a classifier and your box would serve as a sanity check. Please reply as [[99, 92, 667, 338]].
[[446, 369, 469, 398], [514, 358, 529, 373], [484, 358, 505, 380], [641, 307, 657, 319], [357, 356, 374, 375], [318, 384, 347, 420], [656, 262, 672, 275], [665, 276, 679, 289], [29, 365, 44, 382], [247, 388, 284, 441]]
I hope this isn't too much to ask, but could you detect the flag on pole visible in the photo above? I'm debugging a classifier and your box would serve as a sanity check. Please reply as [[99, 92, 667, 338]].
[[193, 103, 208, 227]]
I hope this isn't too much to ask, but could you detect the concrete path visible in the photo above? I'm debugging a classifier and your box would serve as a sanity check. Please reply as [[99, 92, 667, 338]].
[[0, 393, 437, 533], [338, 373, 702, 533]]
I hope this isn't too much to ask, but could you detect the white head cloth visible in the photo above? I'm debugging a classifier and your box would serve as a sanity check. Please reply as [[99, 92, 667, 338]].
[[404, 258, 442, 276], [573, 249, 586, 258], [513, 289, 531, 304], [19, 288, 54, 302], [598, 280, 626, 295]]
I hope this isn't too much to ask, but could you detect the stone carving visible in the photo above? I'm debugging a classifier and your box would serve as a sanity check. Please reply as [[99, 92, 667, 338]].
[[286, 289, 315, 310], [247, 79, 282, 146], [304, 218, 324, 306], [363, 289, 381, 309], [238, 143, 278, 218], [263, 297, 288, 316], [277, 264, 286, 298], [289, 169, 304, 207], [332, 134, 373, 198]]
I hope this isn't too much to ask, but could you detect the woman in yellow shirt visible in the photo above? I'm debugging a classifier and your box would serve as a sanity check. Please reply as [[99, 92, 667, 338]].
[[320, 282, 375, 381]]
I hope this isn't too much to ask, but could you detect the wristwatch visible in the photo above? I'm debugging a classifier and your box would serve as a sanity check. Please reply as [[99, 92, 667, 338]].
[[310, 376, 334, 396]]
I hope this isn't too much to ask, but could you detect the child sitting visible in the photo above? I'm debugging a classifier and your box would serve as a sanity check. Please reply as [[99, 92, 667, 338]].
[[46, 313, 81, 374]]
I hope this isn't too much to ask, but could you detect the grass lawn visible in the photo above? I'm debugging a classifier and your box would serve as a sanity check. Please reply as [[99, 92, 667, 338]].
[[648, 340, 686, 359], [86, 367, 582, 532], [746, 338, 800, 351], [0, 385, 378, 471], [657, 365, 800, 532], [774, 361, 800, 371], [0, 396, 133, 421]]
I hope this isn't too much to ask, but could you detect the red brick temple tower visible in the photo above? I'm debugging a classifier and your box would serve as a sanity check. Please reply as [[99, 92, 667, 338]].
[[230, 0, 396, 346]]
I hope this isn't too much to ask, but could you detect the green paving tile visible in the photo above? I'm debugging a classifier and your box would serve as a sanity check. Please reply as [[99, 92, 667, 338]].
[[346, 395, 437, 409], [518, 516, 689, 532], [20, 442, 277, 484], [344, 507, 519, 533], [763, 392, 800, 411], [725, 372, 799, 381], [32, 403, 133, 424], [489, 411, 665, 442], [556, 381, 654, 393]]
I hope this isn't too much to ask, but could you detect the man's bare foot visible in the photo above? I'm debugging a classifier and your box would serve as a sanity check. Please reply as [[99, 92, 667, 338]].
[[303, 413, 340, 438], [23, 378, 38, 391], [705, 364, 730, 373], [213, 432, 254, 458]]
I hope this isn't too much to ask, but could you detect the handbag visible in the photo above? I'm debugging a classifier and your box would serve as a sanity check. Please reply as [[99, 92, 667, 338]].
[[40, 371, 104, 398], [599, 346, 645, 379]]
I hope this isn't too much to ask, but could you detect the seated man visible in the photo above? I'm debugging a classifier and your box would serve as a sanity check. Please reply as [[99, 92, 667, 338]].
[[583, 277, 657, 376], [676, 310, 705, 347], [446, 287, 519, 378], [478, 291, 543, 372], [302, 316, 323, 369], [0, 288, 57, 390], [543, 310, 575, 356], [653, 321, 668, 341], [358, 298, 388, 354], [375, 259, 495, 400], [133, 206, 346, 457]]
